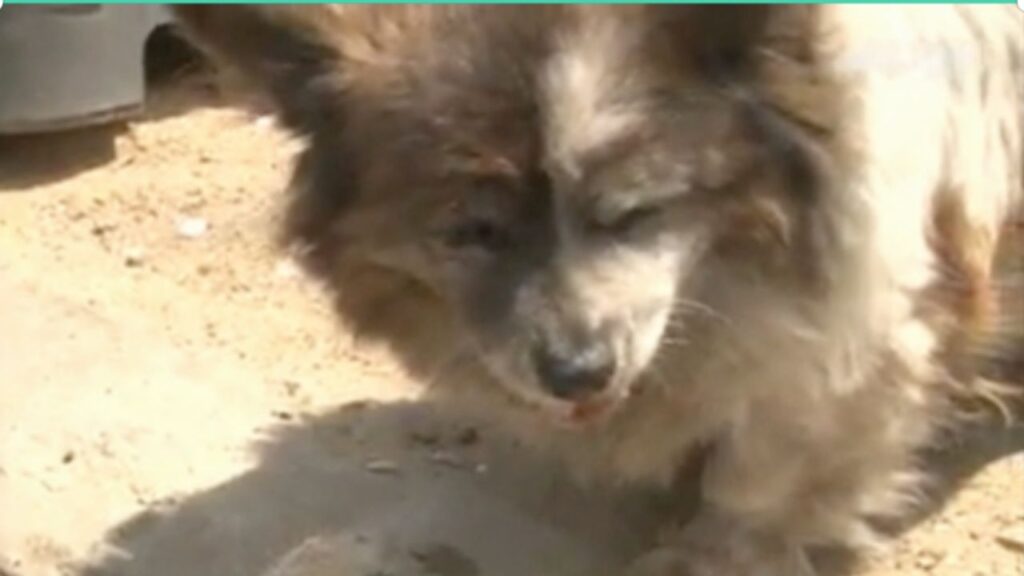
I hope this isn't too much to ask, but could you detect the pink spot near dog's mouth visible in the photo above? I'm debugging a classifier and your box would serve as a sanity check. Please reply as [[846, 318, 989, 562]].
[[561, 394, 620, 427], [504, 382, 626, 429], [570, 397, 607, 421]]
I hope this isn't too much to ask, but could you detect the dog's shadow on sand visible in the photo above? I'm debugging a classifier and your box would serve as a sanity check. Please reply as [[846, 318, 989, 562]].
[[76, 399, 667, 576], [77, 398, 1024, 576]]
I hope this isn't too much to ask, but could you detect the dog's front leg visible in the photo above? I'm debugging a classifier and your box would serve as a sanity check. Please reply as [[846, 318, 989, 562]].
[[626, 364, 933, 576]]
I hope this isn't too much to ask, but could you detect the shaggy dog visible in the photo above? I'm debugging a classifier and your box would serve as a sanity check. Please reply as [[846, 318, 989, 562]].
[[172, 6, 1023, 575]]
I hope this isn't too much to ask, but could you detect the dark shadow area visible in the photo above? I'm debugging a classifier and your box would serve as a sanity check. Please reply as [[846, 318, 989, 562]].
[[145, 25, 204, 91], [74, 393, 1024, 576], [0, 124, 124, 191], [140, 24, 243, 124], [77, 399, 667, 576]]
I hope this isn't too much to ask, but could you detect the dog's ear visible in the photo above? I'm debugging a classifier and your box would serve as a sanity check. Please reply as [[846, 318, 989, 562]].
[[172, 6, 346, 135], [656, 6, 836, 132], [654, 6, 818, 80], [681, 6, 776, 74]]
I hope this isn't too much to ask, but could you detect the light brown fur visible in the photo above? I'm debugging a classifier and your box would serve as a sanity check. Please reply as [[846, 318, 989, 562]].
[[172, 6, 1023, 575]]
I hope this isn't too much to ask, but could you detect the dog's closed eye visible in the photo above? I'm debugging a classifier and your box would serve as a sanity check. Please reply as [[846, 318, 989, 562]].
[[588, 204, 663, 238], [444, 217, 511, 253]]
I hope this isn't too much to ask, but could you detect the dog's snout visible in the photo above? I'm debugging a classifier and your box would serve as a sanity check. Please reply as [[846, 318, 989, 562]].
[[532, 341, 615, 400]]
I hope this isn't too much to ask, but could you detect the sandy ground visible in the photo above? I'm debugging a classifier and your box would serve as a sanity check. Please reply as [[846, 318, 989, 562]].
[[1, 72, 1022, 576]]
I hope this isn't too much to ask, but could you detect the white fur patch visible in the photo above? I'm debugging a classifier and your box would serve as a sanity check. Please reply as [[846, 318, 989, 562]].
[[540, 14, 645, 180]]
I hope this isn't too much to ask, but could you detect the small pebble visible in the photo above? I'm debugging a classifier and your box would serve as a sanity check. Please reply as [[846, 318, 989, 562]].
[[456, 427, 480, 446], [61, 451, 75, 465], [255, 115, 276, 130], [176, 217, 209, 239], [123, 247, 145, 268], [364, 459, 400, 475], [91, 223, 115, 237], [410, 544, 479, 576], [429, 451, 465, 469], [995, 533, 1024, 554], [274, 258, 302, 279], [409, 431, 441, 448], [282, 380, 301, 397], [914, 549, 944, 570]]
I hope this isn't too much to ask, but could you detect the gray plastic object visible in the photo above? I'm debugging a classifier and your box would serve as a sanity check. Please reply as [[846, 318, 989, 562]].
[[0, 5, 172, 134]]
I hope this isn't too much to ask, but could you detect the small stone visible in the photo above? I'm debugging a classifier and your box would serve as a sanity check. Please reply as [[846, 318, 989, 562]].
[[914, 549, 945, 570], [410, 544, 479, 576], [456, 427, 479, 446], [429, 451, 465, 469], [90, 223, 115, 237], [176, 217, 209, 239], [123, 247, 145, 267], [274, 258, 301, 280], [409, 431, 441, 448], [254, 115, 276, 130], [364, 459, 400, 475], [995, 533, 1024, 554], [61, 451, 75, 465], [282, 380, 301, 397]]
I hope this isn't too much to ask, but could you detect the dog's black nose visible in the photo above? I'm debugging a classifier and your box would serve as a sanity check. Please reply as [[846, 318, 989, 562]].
[[532, 343, 615, 400]]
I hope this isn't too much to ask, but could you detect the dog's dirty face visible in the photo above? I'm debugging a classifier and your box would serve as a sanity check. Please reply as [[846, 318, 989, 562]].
[[175, 6, 832, 423]]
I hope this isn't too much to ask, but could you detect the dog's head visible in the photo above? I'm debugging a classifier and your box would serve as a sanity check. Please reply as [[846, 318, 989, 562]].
[[175, 6, 841, 424]]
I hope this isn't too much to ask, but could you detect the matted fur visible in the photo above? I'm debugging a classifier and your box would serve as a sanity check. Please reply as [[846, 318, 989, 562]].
[[173, 6, 1023, 575]]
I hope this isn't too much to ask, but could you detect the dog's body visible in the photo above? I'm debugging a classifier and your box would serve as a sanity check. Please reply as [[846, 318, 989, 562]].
[[174, 6, 1023, 574]]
